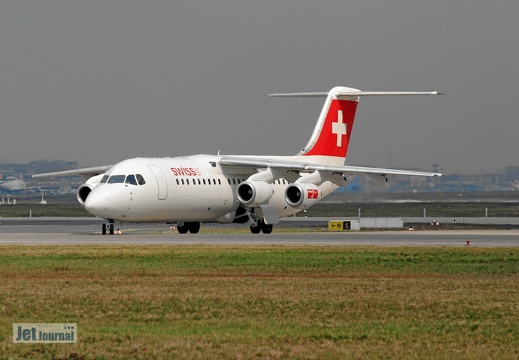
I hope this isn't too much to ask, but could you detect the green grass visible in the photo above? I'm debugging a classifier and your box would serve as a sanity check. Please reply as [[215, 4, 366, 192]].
[[1, 245, 518, 359]]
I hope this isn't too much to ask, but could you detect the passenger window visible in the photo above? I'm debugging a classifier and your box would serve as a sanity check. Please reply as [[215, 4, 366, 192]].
[[136, 174, 146, 185], [126, 175, 138, 186], [107, 175, 126, 184], [100, 175, 109, 183]]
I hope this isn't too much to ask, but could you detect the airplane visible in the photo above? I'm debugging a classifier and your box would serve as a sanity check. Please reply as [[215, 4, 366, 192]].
[[33, 86, 442, 235], [0, 176, 43, 194], [0, 176, 28, 193]]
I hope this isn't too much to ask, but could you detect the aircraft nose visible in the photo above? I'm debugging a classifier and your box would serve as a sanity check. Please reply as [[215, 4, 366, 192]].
[[84, 188, 112, 217]]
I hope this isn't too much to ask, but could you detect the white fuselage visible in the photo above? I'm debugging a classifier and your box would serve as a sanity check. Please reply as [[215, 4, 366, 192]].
[[84, 155, 338, 223]]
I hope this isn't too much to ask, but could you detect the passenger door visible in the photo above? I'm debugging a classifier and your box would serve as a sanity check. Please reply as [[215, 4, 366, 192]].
[[147, 164, 168, 200]]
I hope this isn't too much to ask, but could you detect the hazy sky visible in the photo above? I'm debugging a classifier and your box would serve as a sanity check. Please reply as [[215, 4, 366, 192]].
[[1, 1, 518, 174]]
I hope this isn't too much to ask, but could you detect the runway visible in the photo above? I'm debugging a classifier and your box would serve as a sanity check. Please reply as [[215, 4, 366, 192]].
[[0, 217, 518, 247]]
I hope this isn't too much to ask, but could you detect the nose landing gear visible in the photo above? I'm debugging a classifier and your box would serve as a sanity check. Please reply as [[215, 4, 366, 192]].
[[176, 222, 201, 234], [101, 221, 115, 235]]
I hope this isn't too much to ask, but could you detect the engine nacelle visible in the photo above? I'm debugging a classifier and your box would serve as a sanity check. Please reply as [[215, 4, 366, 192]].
[[285, 183, 321, 209], [76, 174, 105, 204], [236, 181, 274, 207]]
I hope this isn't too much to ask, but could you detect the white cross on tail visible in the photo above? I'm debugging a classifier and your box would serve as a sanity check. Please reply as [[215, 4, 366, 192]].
[[332, 110, 347, 147]]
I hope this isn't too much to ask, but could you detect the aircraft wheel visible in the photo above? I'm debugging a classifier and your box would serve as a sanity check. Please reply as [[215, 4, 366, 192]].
[[177, 224, 188, 234], [188, 222, 200, 234], [102, 224, 107, 235], [109, 223, 115, 235], [261, 223, 273, 234], [250, 224, 261, 234]]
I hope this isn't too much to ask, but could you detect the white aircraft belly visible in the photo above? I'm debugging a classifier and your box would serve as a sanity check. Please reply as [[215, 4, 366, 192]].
[[167, 183, 236, 222]]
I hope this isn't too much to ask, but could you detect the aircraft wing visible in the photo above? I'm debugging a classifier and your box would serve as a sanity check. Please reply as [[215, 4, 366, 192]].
[[32, 165, 113, 180], [219, 157, 442, 179]]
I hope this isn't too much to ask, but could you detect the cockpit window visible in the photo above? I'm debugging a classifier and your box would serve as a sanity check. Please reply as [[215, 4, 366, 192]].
[[136, 174, 146, 185], [107, 175, 126, 184], [126, 174, 138, 186], [105, 174, 145, 185]]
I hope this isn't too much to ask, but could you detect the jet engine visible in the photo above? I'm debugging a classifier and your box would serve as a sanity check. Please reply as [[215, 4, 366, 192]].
[[285, 183, 321, 209], [76, 174, 105, 204], [236, 181, 274, 207]]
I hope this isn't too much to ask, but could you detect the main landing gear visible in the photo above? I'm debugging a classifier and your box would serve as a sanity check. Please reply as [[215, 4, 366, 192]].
[[249, 220, 273, 234]]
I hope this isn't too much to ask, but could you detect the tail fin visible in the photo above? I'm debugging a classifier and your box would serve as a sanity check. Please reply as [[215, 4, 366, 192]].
[[299, 87, 359, 160], [270, 86, 441, 165]]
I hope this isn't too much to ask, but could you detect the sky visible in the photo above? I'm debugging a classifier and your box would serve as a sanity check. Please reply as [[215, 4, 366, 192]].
[[0, 1, 518, 174]]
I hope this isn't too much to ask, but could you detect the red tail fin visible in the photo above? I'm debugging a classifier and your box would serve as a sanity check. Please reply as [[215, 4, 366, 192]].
[[302, 98, 358, 159]]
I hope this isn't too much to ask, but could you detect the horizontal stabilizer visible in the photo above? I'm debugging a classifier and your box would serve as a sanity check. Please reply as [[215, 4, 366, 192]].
[[270, 91, 442, 98]]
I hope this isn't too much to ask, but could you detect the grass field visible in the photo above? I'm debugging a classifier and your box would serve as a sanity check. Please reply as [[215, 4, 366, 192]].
[[1, 245, 518, 359]]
